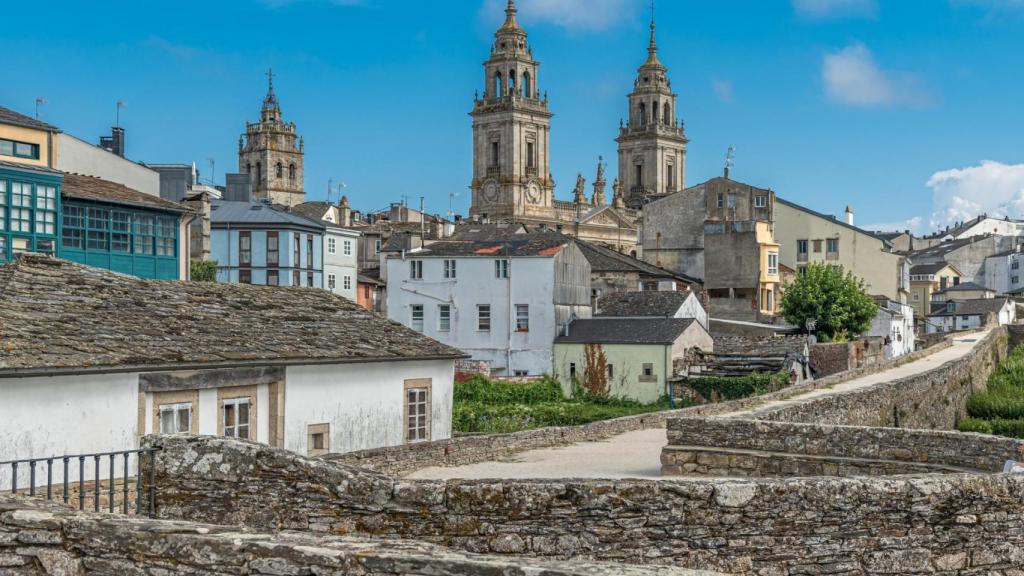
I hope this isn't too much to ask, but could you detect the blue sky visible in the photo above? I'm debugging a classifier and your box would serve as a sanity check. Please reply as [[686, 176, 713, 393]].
[[4, 0, 1024, 233]]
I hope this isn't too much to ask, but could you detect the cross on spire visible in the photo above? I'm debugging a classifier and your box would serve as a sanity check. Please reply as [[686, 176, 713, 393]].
[[266, 68, 275, 91]]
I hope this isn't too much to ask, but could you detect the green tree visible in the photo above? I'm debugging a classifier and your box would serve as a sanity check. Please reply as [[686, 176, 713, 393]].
[[780, 263, 877, 341], [190, 260, 217, 282]]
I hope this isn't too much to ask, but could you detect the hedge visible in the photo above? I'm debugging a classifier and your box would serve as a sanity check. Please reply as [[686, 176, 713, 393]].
[[685, 370, 790, 402], [454, 376, 564, 404]]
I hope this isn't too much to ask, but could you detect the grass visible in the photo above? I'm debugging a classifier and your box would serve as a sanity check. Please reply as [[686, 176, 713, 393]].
[[958, 344, 1024, 439], [452, 376, 673, 434]]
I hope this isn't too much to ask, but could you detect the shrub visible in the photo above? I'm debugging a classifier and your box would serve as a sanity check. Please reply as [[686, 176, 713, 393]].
[[685, 371, 789, 402], [957, 418, 994, 435], [967, 393, 1024, 420], [190, 260, 217, 282], [960, 344, 1024, 438], [988, 418, 1024, 439], [453, 376, 564, 404]]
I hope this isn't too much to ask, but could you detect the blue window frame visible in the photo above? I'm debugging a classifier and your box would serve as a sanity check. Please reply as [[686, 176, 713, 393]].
[[59, 199, 179, 279], [0, 138, 40, 160], [87, 207, 109, 250], [62, 205, 84, 249], [134, 215, 154, 255], [156, 217, 176, 257], [10, 182, 32, 233]]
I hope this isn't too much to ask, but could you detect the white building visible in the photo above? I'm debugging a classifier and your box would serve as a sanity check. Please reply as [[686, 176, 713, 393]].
[[56, 132, 161, 197], [867, 297, 915, 359], [925, 298, 1016, 334], [593, 290, 708, 330], [984, 248, 1024, 295], [291, 201, 361, 301], [924, 215, 1024, 243], [0, 255, 462, 491], [386, 231, 592, 377]]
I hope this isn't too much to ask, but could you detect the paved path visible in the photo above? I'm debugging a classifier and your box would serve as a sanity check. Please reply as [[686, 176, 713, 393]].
[[409, 331, 990, 481]]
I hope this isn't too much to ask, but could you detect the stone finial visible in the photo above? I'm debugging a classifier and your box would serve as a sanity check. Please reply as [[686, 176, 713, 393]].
[[573, 173, 588, 205], [592, 156, 607, 207], [340, 195, 349, 208], [612, 178, 625, 208]]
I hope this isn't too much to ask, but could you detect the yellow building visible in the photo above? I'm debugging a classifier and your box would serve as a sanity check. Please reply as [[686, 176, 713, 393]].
[[909, 263, 962, 319], [0, 106, 59, 169], [758, 222, 782, 314]]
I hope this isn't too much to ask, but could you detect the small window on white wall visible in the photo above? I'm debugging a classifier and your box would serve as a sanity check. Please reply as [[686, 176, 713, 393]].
[[343, 240, 352, 255], [327, 238, 337, 254], [159, 403, 192, 435]]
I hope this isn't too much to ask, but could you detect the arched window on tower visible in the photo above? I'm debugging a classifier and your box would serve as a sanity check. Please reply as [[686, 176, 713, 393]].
[[664, 102, 671, 126], [275, 162, 283, 179], [522, 71, 532, 98], [493, 72, 503, 97], [246, 163, 251, 174], [638, 102, 647, 127], [508, 69, 516, 94], [289, 164, 296, 180], [256, 162, 262, 182], [652, 102, 659, 125]]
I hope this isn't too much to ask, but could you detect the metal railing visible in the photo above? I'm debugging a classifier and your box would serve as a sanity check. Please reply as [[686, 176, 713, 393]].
[[1, 448, 160, 517]]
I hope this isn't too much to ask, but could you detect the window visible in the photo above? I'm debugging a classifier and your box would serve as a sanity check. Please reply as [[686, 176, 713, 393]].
[[716, 193, 724, 209], [797, 239, 808, 254], [307, 423, 329, 457], [328, 273, 336, 290], [374, 239, 381, 254], [34, 185, 56, 235], [495, 259, 509, 278], [490, 141, 500, 167], [411, 305, 424, 331], [292, 270, 300, 286], [513, 370, 528, 377], [222, 398, 250, 439], [10, 182, 32, 233], [1013, 261, 1020, 271], [607, 364, 614, 379], [267, 270, 279, 286], [239, 269, 252, 284], [307, 271, 314, 287], [343, 275, 351, 290], [0, 180, 5, 232], [1013, 275, 1020, 284], [438, 304, 451, 331], [0, 138, 39, 160], [515, 304, 529, 332], [293, 233, 301, 267], [444, 259, 456, 279], [666, 162, 674, 190], [328, 237, 337, 254], [754, 195, 767, 208], [812, 239, 823, 253], [405, 381, 430, 443], [306, 236, 314, 268], [239, 231, 252, 266], [410, 259, 423, 279], [478, 305, 491, 331], [134, 215, 154, 255], [912, 292, 920, 301], [343, 240, 352, 256], [111, 211, 130, 252], [159, 403, 192, 435], [826, 238, 839, 253], [267, 231, 280, 266], [88, 207, 110, 250], [767, 252, 779, 275], [62, 205, 84, 249], [10, 237, 28, 256], [527, 142, 535, 169], [569, 363, 577, 379], [798, 266, 807, 276], [289, 164, 296, 180], [727, 193, 736, 209], [275, 162, 283, 178], [640, 363, 655, 382]]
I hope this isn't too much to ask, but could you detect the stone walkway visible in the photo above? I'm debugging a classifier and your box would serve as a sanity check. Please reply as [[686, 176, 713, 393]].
[[408, 331, 990, 481]]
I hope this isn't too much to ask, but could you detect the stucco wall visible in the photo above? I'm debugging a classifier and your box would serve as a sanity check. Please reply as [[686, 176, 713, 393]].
[[323, 227, 359, 300], [284, 359, 454, 455], [553, 343, 672, 403], [56, 133, 160, 196], [640, 187, 705, 279]]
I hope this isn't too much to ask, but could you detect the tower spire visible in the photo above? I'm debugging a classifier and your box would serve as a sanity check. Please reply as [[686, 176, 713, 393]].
[[644, 1, 663, 68], [499, 0, 523, 33]]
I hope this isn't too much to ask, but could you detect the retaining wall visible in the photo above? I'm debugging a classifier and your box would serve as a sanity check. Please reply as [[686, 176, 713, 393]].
[[0, 496, 711, 576], [145, 434, 1024, 575]]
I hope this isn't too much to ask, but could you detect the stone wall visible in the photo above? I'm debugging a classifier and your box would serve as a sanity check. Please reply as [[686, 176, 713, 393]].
[[661, 418, 1023, 477], [0, 496, 711, 576], [146, 434, 1024, 575], [758, 328, 1008, 429], [810, 339, 886, 377]]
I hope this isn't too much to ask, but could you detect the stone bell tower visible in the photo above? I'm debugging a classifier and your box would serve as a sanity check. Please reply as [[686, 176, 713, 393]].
[[616, 15, 688, 209], [239, 69, 305, 206], [469, 0, 555, 222]]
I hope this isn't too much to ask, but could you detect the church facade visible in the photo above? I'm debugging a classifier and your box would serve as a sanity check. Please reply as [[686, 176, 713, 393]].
[[239, 71, 306, 207], [468, 1, 662, 254]]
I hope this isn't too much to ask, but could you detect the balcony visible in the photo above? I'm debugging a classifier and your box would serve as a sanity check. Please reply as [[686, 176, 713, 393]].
[[797, 252, 808, 263], [487, 166, 501, 177], [826, 252, 839, 261], [525, 166, 538, 177]]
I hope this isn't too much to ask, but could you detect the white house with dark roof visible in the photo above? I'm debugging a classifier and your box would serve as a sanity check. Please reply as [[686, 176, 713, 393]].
[[925, 297, 1016, 334], [595, 290, 708, 330], [0, 255, 463, 490], [385, 231, 591, 377]]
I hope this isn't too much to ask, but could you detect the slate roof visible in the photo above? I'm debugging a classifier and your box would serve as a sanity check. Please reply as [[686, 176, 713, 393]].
[[0, 105, 59, 132], [595, 291, 694, 317], [289, 201, 333, 224], [935, 282, 992, 294], [907, 237, 982, 261], [448, 223, 529, 242], [0, 255, 464, 375], [927, 298, 1010, 317], [210, 200, 325, 231], [405, 231, 572, 258], [910, 262, 956, 275], [774, 197, 888, 243], [574, 240, 702, 284], [555, 318, 697, 345], [62, 173, 189, 213], [0, 159, 61, 176]]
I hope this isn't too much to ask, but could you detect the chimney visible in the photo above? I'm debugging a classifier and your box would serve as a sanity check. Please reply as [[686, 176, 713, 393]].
[[99, 127, 125, 158], [339, 195, 352, 227], [844, 206, 854, 226]]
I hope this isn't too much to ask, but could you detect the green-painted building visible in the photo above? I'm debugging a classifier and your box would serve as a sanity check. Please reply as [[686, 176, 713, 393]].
[[0, 160, 61, 264]]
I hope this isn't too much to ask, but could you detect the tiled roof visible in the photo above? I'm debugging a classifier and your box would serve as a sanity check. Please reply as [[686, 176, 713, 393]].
[[0, 105, 59, 132], [574, 240, 702, 284], [555, 318, 697, 345], [906, 237, 983, 260], [0, 159, 61, 176], [0, 255, 464, 374], [405, 230, 572, 258], [210, 200, 325, 230], [595, 291, 694, 317], [927, 298, 1009, 317], [62, 173, 189, 212]]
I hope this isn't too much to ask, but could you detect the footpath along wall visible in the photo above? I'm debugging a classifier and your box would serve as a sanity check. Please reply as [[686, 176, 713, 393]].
[[0, 495, 714, 576], [145, 434, 1024, 575]]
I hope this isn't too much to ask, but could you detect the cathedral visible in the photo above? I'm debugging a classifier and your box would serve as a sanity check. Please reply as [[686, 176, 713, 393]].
[[468, 0, 687, 252], [239, 70, 306, 207]]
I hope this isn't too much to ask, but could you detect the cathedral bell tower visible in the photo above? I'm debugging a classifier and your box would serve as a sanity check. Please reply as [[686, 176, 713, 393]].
[[616, 15, 687, 209], [469, 0, 554, 221], [239, 69, 305, 207]]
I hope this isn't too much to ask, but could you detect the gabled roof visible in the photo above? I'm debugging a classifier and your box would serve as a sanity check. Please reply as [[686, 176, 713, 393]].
[[909, 262, 960, 276], [574, 240, 702, 284], [403, 231, 571, 258], [907, 236, 988, 261], [0, 255, 463, 375], [0, 159, 61, 176], [0, 105, 60, 132], [935, 281, 992, 294], [575, 205, 637, 229], [555, 318, 698, 345], [448, 223, 529, 242], [774, 197, 888, 243], [927, 297, 1010, 317], [62, 173, 189, 213], [289, 201, 334, 224], [595, 290, 695, 317], [210, 199, 325, 230]]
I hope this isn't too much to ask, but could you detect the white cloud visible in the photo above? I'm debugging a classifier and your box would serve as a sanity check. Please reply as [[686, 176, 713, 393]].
[[792, 0, 876, 19], [925, 161, 1024, 228], [822, 43, 931, 108], [480, 0, 632, 32], [712, 78, 735, 103]]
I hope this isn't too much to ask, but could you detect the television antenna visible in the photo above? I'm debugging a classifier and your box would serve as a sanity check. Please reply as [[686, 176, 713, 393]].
[[34, 97, 47, 119], [724, 145, 735, 178], [206, 157, 216, 186], [115, 100, 126, 128]]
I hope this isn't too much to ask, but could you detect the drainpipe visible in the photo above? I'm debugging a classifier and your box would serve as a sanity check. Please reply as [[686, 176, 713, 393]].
[[665, 344, 674, 409], [507, 249, 513, 375]]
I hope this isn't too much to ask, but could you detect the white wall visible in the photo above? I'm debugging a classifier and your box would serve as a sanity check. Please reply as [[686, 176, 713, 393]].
[[984, 253, 1024, 295], [0, 373, 139, 490], [284, 359, 454, 455], [56, 133, 160, 196], [676, 292, 709, 330], [323, 227, 359, 301], [386, 254, 559, 376], [958, 217, 1024, 239]]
